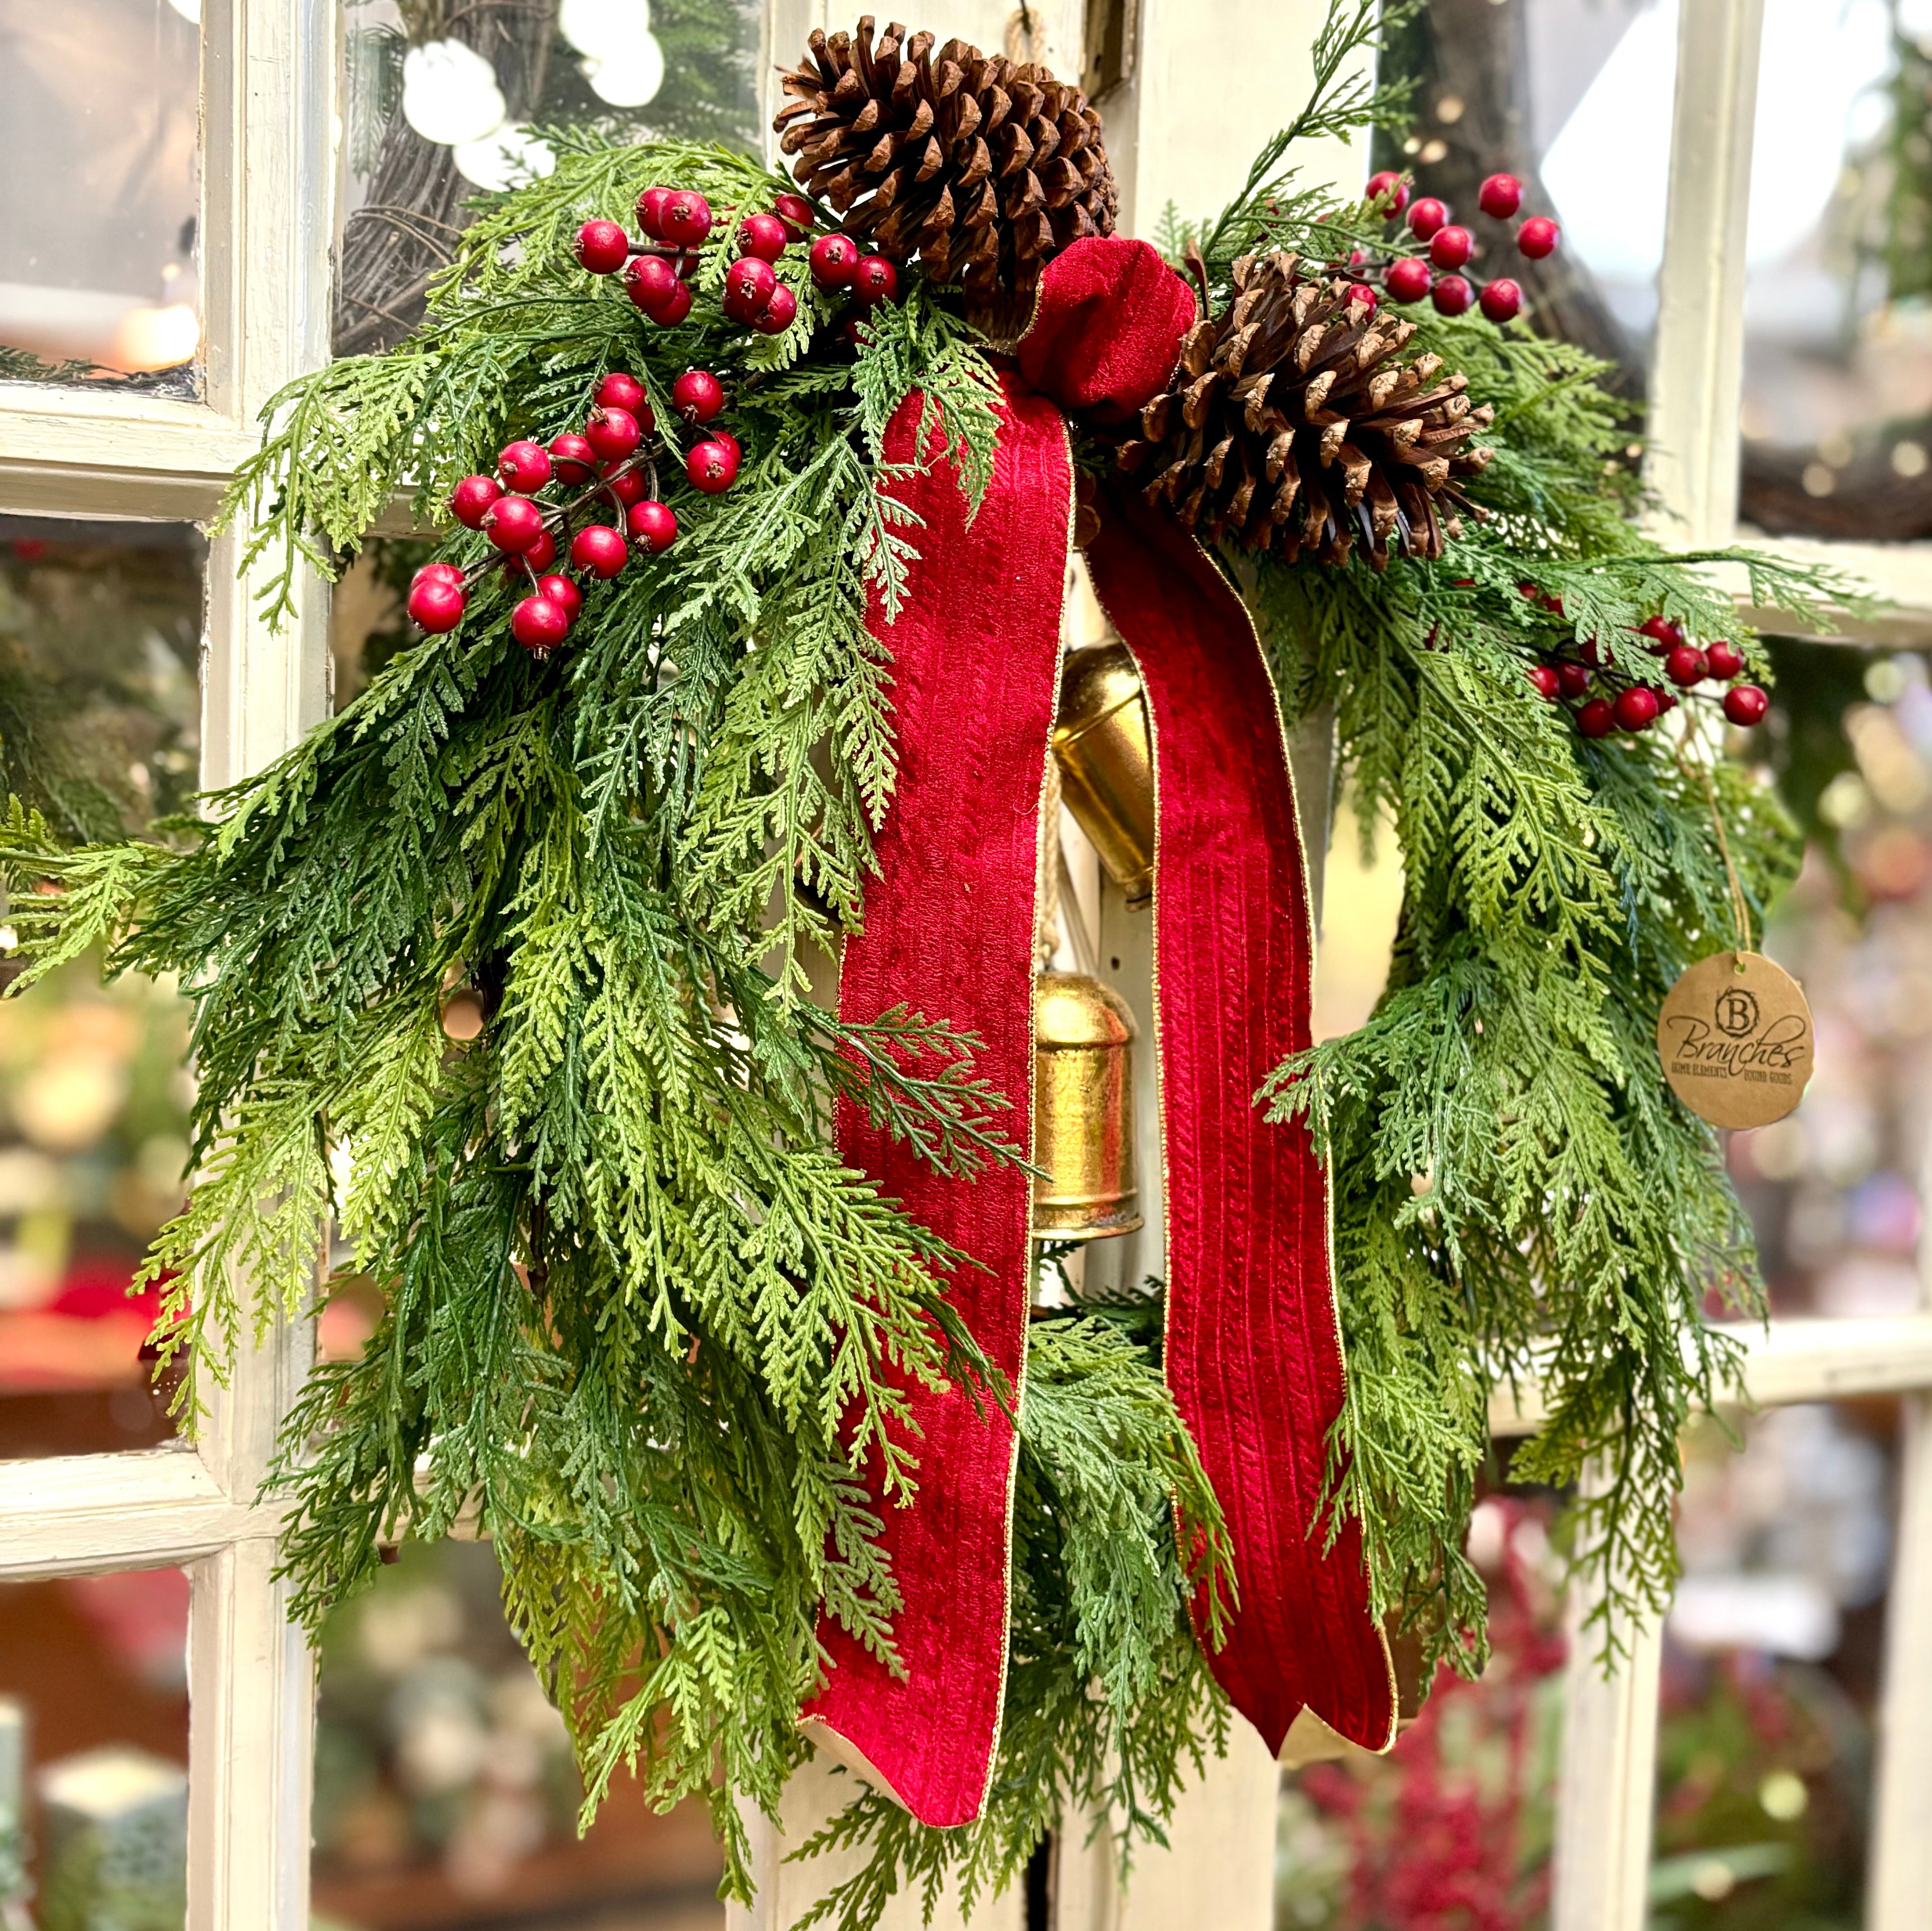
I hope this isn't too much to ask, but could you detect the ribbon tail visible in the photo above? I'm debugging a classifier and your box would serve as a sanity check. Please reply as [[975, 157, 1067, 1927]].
[[1084, 488, 1397, 1758], [804, 375, 1074, 1826]]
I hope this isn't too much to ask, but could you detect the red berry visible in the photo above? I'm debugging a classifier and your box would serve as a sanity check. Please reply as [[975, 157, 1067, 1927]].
[[1705, 640, 1745, 681], [1664, 644, 1708, 688], [537, 573, 582, 622], [810, 233, 860, 289], [625, 254, 681, 316], [686, 440, 738, 493], [1614, 685, 1661, 732], [1556, 663, 1592, 699], [1517, 216, 1561, 260], [1659, 690, 1681, 713], [1528, 665, 1561, 701], [1408, 197, 1450, 240], [1431, 274, 1474, 317], [723, 255, 778, 321], [774, 193, 816, 237], [636, 187, 673, 238], [853, 255, 900, 305], [511, 593, 571, 652], [585, 405, 642, 462], [739, 213, 789, 263], [521, 525, 558, 571], [1577, 697, 1617, 738], [753, 284, 799, 335], [450, 474, 502, 528], [660, 192, 712, 249], [1637, 615, 1684, 653], [1346, 282, 1378, 310], [481, 494, 545, 554], [496, 439, 553, 494], [574, 219, 630, 275], [548, 433, 597, 484], [407, 576, 467, 633], [1478, 278, 1522, 323], [601, 463, 645, 507], [1478, 173, 1523, 221], [596, 372, 646, 415], [628, 499, 678, 552], [1366, 170, 1410, 214], [671, 369, 724, 423], [1385, 257, 1433, 304], [1429, 225, 1473, 271], [708, 428, 741, 467], [412, 561, 464, 589], [570, 524, 628, 579], [649, 280, 693, 328], [1724, 684, 1769, 726]]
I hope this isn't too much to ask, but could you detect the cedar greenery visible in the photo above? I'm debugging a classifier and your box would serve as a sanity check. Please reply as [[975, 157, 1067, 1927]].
[[0, 3, 1869, 1924]]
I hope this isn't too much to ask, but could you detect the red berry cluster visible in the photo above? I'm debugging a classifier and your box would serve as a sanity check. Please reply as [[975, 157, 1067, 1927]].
[[403, 366, 743, 654], [1363, 170, 1558, 322], [574, 189, 821, 336], [1519, 595, 1769, 738]]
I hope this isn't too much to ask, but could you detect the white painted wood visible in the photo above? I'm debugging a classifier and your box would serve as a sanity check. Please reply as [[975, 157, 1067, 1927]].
[[1114, 0, 1366, 244], [726, 1753, 1025, 1931], [0, 399, 255, 521], [1646, 0, 1765, 547], [1870, 1394, 1932, 1931], [1551, 1514, 1664, 1931], [1490, 1314, 1932, 1439], [1054, 1726, 1278, 1931], [187, 1539, 317, 1931], [0, 1449, 265, 1578]]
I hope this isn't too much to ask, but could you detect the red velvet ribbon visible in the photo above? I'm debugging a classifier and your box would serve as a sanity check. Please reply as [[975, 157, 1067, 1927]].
[[804, 238, 1394, 1826]]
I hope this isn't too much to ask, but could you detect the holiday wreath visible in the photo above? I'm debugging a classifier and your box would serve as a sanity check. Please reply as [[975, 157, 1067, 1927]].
[[0, 1, 1864, 1922]]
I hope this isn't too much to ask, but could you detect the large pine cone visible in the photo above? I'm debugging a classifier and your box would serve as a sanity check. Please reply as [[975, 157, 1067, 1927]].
[[1114, 253, 1494, 570], [773, 17, 1118, 319]]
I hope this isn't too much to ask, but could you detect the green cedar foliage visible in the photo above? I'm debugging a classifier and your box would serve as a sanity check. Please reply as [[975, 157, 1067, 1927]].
[[0, 5, 1874, 1922]]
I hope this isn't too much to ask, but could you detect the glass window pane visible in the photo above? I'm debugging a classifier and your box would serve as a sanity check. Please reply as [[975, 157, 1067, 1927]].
[[1655, 1399, 1896, 1925], [1734, 639, 1932, 1320], [1738, 0, 1932, 541], [0, 517, 202, 1460], [0, 0, 201, 394], [1371, 0, 1675, 395], [1275, 1494, 1567, 1929], [312, 1539, 726, 1928], [334, 0, 762, 356], [0, 1566, 190, 1929]]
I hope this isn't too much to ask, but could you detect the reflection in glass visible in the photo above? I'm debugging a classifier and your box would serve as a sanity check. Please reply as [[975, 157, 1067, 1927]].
[[1275, 1496, 1567, 1931], [1738, 1, 1932, 541], [1371, 0, 1676, 398], [334, 0, 762, 356], [0, 0, 201, 391], [1652, 1401, 1895, 1929], [1738, 640, 1932, 1322], [312, 1539, 726, 1928], [0, 519, 201, 1461], [0, 1567, 190, 1930]]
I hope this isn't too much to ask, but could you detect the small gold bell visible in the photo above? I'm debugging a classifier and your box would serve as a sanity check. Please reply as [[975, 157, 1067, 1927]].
[[1030, 971, 1143, 1242], [1053, 642, 1154, 910]]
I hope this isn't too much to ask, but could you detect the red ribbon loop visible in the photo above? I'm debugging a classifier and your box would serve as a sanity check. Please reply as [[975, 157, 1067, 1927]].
[[805, 238, 1393, 1827]]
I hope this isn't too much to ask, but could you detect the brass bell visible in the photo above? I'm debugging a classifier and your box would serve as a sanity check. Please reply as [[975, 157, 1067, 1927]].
[[1053, 642, 1154, 910], [1030, 971, 1143, 1242]]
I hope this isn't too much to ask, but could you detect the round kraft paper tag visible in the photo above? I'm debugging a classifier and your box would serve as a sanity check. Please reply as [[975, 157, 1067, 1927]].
[[1656, 950, 1814, 1130]]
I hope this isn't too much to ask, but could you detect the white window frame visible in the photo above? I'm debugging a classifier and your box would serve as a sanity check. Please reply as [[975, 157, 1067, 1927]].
[[0, 0, 334, 1924], [2, 4, 1928, 1930]]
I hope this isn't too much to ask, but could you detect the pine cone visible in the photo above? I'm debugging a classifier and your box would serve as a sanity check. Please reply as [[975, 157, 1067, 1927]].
[[1113, 253, 1495, 570], [773, 17, 1118, 321]]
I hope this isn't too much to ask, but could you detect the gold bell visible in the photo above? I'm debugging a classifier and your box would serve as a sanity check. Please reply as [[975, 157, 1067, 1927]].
[[1053, 642, 1154, 909], [1030, 971, 1143, 1242]]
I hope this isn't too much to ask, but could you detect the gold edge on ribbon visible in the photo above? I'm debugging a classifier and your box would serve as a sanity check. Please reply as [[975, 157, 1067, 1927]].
[[972, 396, 1080, 1822], [1229, 562, 1400, 1757]]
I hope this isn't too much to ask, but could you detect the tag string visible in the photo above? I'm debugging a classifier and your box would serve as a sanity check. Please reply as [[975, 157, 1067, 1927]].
[[1676, 713, 1753, 962]]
